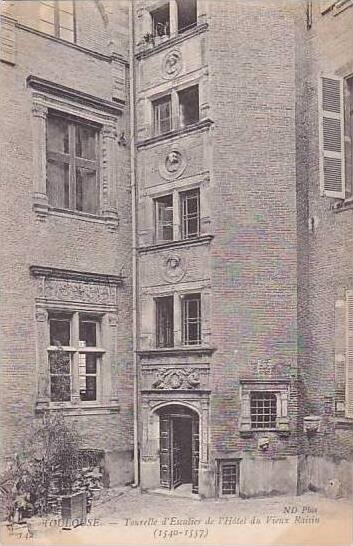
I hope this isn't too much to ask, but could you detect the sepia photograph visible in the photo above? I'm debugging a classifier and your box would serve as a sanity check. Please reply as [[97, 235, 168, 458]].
[[0, 0, 352, 545]]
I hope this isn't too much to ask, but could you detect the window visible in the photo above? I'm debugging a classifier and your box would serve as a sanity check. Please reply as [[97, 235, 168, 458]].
[[153, 96, 172, 136], [182, 293, 201, 345], [151, 4, 170, 38], [156, 296, 174, 348], [177, 0, 197, 34], [240, 383, 289, 432], [155, 195, 173, 242], [345, 290, 353, 418], [46, 113, 99, 214], [48, 313, 102, 403], [219, 461, 239, 496], [179, 86, 199, 128], [250, 392, 277, 429], [39, 0, 75, 42], [181, 189, 200, 239]]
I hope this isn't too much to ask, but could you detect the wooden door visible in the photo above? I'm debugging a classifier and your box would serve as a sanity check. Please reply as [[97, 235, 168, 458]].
[[191, 416, 199, 493], [171, 418, 182, 488], [159, 416, 171, 488]]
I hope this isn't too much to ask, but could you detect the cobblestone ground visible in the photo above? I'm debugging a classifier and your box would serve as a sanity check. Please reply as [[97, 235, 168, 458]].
[[1, 488, 352, 546]]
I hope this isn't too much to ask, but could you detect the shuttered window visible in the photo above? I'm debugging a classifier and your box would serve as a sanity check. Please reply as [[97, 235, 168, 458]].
[[319, 76, 345, 198], [346, 290, 353, 418]]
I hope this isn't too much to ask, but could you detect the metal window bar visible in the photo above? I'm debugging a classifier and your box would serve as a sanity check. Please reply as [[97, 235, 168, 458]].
[[181, 190, 200, 239], [182, 294, 201, 345], [221, 463, 237, 495], [250, 392, 277, 429]]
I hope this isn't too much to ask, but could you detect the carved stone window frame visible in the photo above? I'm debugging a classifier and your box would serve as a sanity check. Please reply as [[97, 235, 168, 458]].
[[239, 380, 290, 433], [32, 265, 122, 415], [27, 76, 122, 230]]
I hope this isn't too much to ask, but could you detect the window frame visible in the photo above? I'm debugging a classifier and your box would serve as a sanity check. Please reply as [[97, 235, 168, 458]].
[[218, 460, 240, 497], [39, 0, 76, 43], [182, 293, 202, 346], [180, 188, 200, 240], [250, 391, 277, 430], [153, 95, 172, 136], [47, 311, 105, 407], [46, 111, 100, 215], [240, 382, 290, 433], [155, 296, 174, 348], [154, 194, 174, 243], [151, 85, 200, 137]]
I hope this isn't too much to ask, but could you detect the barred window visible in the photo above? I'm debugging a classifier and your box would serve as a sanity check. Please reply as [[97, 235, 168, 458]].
[[250, 392, 277, 429], [221, 462, 238, 496]]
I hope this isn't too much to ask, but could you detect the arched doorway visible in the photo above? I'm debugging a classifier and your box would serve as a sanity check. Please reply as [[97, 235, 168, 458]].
[[157, 404, 199, 493]]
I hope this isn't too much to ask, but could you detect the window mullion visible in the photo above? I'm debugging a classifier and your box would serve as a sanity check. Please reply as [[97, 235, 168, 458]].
[[71, 311, 80, 403], [54, 0, 60, 38]]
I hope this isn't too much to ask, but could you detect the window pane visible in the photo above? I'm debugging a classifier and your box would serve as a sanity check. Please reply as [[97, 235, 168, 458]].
[[49, 318, 70, 346], [75, 125, 97, 160], [79, 319, 97, 347], [59, 27, 74, 42], [154, 97, 171, 135], [49, 351, 70, 374], [47, 116, 69, 154], [79, 354, 97, 401], [179, 86, 199, 127], [76, 168, 98, 214], [250, 392, 277, 429], [47, 161, 69, 209], [39, 20, 55, 35], [59, 0, 74, 14], [50, 375, 71, 402], [59, 10, 74, 30], [40, 3, 55, 24], [155, 195, 173, 242], [156, 296, 174, 348]]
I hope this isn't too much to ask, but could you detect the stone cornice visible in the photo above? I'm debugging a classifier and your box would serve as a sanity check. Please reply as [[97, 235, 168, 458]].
[[27, 75, 124, 115], [137, 347, 216, 358], [30, 265, 124, 286], [135, 23, 208, 61], [137, 119, 213, 149], [138, 234, 214, 254]]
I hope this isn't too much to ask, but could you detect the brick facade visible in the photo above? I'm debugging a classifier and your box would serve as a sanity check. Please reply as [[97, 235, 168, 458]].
[[1, 0, 352, 499]]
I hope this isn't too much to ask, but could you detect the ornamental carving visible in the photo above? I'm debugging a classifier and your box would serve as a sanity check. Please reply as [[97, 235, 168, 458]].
[[152, 369, 201, 390], [158, 149, 187, 181], [162, 50, 183, 79], [162, 253, 187, 283], [44, 279, 112, 304]]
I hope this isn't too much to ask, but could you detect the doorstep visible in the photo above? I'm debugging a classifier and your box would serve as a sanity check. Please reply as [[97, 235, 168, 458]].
[[147, 484, 201, 501]]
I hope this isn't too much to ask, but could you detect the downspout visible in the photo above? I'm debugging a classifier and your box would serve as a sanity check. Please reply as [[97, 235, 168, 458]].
[[129, 0, 139, 487]]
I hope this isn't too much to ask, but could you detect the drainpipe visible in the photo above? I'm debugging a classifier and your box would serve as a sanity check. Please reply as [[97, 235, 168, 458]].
[[129, 0, 139, 488]]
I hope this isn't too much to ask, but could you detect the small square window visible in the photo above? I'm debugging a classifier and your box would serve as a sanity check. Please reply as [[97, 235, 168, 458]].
[[250, 392, 277, 429]]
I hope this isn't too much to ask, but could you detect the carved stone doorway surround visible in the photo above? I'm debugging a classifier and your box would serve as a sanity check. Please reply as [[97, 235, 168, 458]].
[[139, 393, 211, 497]]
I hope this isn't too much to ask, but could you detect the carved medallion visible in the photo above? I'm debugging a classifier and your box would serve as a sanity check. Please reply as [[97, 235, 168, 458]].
[[162, 254, 187, 283], [159, 149, 187, 181], [152, 368, 201, 390], [162, 49, 183, 79]]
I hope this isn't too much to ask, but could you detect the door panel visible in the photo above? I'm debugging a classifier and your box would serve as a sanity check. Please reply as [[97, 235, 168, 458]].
[[192, 417, 199, 493], [159, 416, 171, 488], [171, 418, 182, 488]]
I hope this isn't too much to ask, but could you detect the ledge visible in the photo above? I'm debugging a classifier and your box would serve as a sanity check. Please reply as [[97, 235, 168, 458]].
[[135, 23, 208, 60], [138, 235, 214, 254], [30, 265, 124, 285], [17, 22, 128, 65], [334, 417, 353, 429], [137, 346, 216, 358], [141, 389, 211, 394], [27, 75, 124, 115], [239, 378, 290, 384], [137, 119, 213, 149], [332, 198, 353, 213]]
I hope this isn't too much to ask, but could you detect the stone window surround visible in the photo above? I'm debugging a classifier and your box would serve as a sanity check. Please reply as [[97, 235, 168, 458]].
[[139, 174, 211, 247], [32, 266, 122, 416], [139, 281, 211, 351], [137, 68, 210, 142], [239, 380, 290, 433], [27, 75, 123, 230]]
